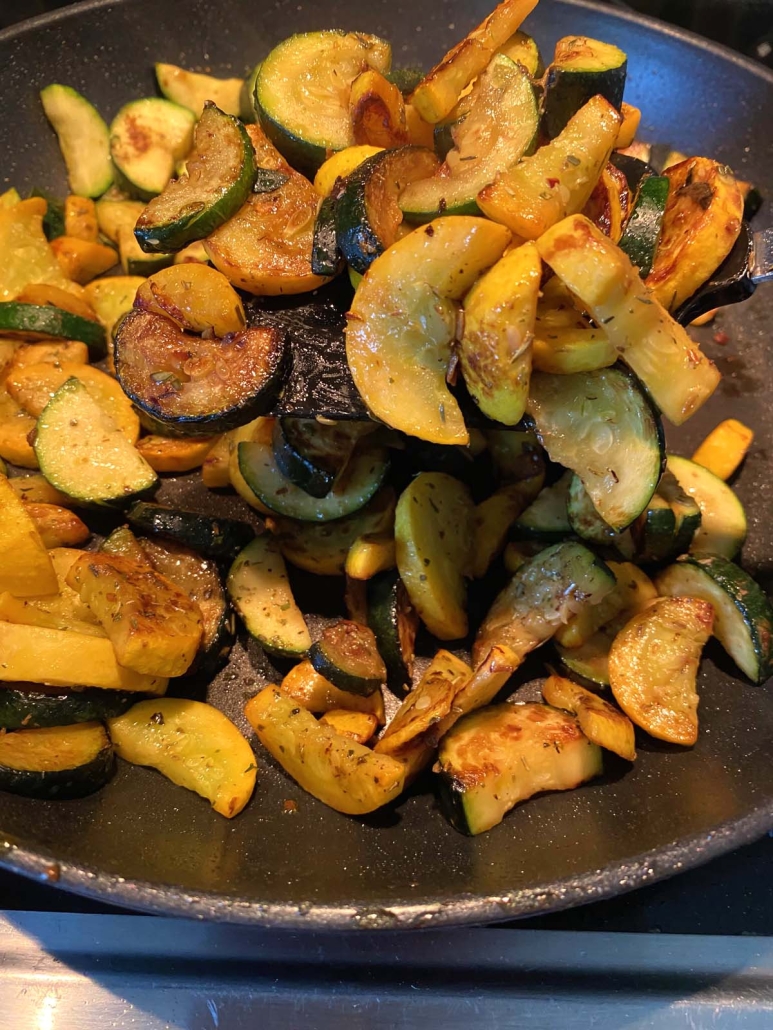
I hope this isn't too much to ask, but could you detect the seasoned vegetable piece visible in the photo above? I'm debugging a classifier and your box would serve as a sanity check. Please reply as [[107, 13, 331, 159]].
[[542, 674, 636, 761], [34, 379, 157, 505], [202, 434, 231, 489], [246, 686, 405, 815], [0, 475, 58, 597], [474, 541, 615, 665], [528, 366, 664, 530], [7, 474, 69, 506], [436, 702, 602, 835], [83, 276, 145, 339], [25, 503, 89, 548], [566, 475, 635, 557], [255, 31, 392, 175], [346, 216, 510, 445], [609, 596, 714, 745], [313, 145, 384, 197], [7, 339, 88, 370], [50, 235, 117, 284], [136, 435, 218, 473], [401, 55, 538, 221], [537, 214, 720, 425], [345, 534, 396, 580], [691, 419, 753, 481], [618, 173, 669, 278], [205, 124, 329, 295], [134, 264, 245, 338], [311, 193, 340, 278], [309, 620, 386, 696], [632, 491, 677, 563], [110, 98, 196, 200], [375, 650, 471, 756], [498, 30, 543, 76], [657, 553, 773, 684], [115, 311, 286, 435], [40, 84, 113, 197], [646, 158, 744, 311], [155, 63, 244, 118], [667, 455, 746, 559], [409, 0, 539, 123], [555, 613, 625, 690], [335, 146, 439, 273], [582, 162, 630, 243], [514, 470, 572, 540], [0, 389, 38, 468], [227, 534, 311, 658], [66, 552, 203, 677], [0, 622, 168, 693], [0, 546, 102, 636], [615, 102, 641, 149], [0, 197, 76, 303], [126, 502, 254, 560], [478, 95, 621, 238], [0, 722, 114, 800], [273, 417, 376, 499], [657, 469, 702, 555], [319, 709, 379, 745], [349, 69, 408, 148], [108, 698, 256, 817], [395, 472, 474, 640], [541, 36, 627, 138], [472, 477, 545, 578], [280, 661, 385, 720], [532, 280, 616, 375], [366, 570, 418, 695], [0, 685, 141, 732], [135, 103, 256, 252], [554, 560, 656, 649], [0, 303, 106, 358], [459, 242, 540, 425]]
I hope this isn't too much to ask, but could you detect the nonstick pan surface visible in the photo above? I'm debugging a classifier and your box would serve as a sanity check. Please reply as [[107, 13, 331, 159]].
[[0, 0, 772, 929]]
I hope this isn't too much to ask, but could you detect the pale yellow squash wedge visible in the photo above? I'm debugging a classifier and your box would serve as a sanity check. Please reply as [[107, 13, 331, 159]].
[[691, 419, 753, 481], [542, 673, 636, 761], [0, 474, 57, 596], [280, 660, 385, 721]]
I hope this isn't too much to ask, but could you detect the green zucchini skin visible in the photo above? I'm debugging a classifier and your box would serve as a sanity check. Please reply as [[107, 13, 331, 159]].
[[567, 473, 635, 557], [311, 192, 343, 278], [272, 421, 335, 499], [335, 146, 439, 274], [0, 302, 106, 358], [542, 37, 627, 139], [634, 493, 677, 563], [252, 167, 291, 193], [0, 687, 141, 731], [134, 102, 256, 253], [366, 570, 418, 696], [618, 174, 669, 278], [126, 502, 255, 560], [30, 188, 65, 240], [514, 470, 572, 541], [309, 620, 386, 697], [0, 724, 115, 800], [657, 553, 773, 684]]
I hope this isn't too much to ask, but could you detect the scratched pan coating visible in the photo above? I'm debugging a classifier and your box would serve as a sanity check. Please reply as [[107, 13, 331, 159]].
[[0, 0, 772, 929]]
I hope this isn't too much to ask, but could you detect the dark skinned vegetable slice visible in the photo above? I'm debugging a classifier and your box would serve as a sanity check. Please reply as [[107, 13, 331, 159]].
[[335, 146, 439, 273], [309, 620, 387, 696], [542, 36, 627, 139], [311, 192, 343, 277], [0, 685, 141, 731], [618, 174, 669, 278], [30, 188, 65, 240], [272, 417, 376, 499], [366, 570, 418, 697], [609, 153, 657, 194], [272, 421, 335, 499], [0, 721, 115, 800], [0, 302, 106, 358], [134, 102, 256, 253], [114, 309, 287, 436], [126, 502, 255, 560], [252, 167, 290, 193]]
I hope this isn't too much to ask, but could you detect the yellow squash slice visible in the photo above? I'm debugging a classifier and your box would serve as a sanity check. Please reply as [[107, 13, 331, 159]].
[[0, 474, 57, 596]]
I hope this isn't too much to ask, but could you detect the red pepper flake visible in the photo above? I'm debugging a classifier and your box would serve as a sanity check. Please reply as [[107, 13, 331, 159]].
[[546, 177, 560, 188], [282, 799, 298, 814], [713, 330, 730, 345]]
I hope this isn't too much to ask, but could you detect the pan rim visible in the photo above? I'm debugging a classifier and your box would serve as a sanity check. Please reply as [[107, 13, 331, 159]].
[[1, 0, 772, 928]]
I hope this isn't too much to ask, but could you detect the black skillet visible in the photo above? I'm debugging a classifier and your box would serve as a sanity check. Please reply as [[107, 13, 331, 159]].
[[1, 0, 773, 930]]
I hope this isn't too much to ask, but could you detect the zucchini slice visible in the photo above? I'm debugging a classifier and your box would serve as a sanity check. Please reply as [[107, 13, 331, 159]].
[[691, 419, 754, 481], [345, 216, 510, 445], [401, 55, 538, 221], [566, 475, 635, 557], [0, 722, 114, 800], [667, 455, 746, 559], [135, 103, 256, 253], [110, 98, 196, 200], [409, 0, 539, 124], [115, 311, 286, 436], [238, 419, 389, 522], [134, 264, 245, 338], [555, 615, 623, 690], [311, 193, 341, 278], [459, 241, 540, 426], [366, 570, 418, 695], [34, 378, 157, 505], [436, 702, 602, 836], [656, 553, 773, 684], [498, 30, 543, 77], [280, 660, 385, 720], [272, 420, 335, 499], [472, 477, 545, 578], [528, 366, 664, 531], [554, 559, 656, 649], [657, 469, 702, 555], [255, 31, 391, 176], [126, 501, 254, 560], [155, 63, 244, 118], [633, 491, 678, 563], [0, 302, 106, 358], [542, 36, 627, 139], [618, 173, 669, 278], [474, 540, 616, 666], [108, 698, 256, 818], [542, 674, 636, 762], [646, 158, 744, 312], [0, 684, 138, 731], [66, 551, 203, 678], [478, 95, 621, 239], [270, 417, 373, 500], [514, 469, 572, 540], [319, 709, 379, 745], [0, 474, 57, 597], [245, 685, 405, 816], [609, 596, 714, 746], [536, 214, 720, 426], [227, 534, 311, 658], [395, 472, 474, 641], [40, 84, 113, 198], [336, 146, 439, 273], [309, 620, 386, 696], [0, 620, 167, 693], [271, 487, 395, 577]]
